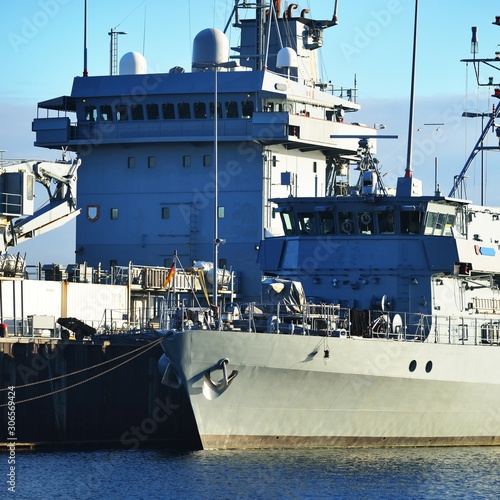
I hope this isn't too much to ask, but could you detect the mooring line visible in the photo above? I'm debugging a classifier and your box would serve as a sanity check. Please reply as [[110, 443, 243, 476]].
[[0, 336, 164, 405]]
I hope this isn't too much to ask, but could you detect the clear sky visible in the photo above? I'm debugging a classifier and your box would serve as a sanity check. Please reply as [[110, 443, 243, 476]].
[[1, 0, 500, 263]]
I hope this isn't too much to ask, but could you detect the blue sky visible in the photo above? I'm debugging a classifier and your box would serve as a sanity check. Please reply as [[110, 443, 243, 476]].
[[1, 0, 500, 263]]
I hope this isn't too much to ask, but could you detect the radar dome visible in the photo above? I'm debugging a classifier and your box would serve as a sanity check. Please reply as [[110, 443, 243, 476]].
[[192, 28, 230, 71], [119, 52, 147, 75], [276, 47, 298, 69]]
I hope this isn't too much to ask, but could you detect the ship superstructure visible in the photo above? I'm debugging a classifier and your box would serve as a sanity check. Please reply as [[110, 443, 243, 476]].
[[32, 1, 371, 301]]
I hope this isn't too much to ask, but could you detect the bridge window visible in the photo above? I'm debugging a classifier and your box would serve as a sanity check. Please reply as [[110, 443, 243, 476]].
[[162, 103, 175, 119], [194, 102, 207, 119], [339, 212, 355, 235], [242, 100, 254, 118], [131, 104, 144, 120], [100, 105, 113, 121], [178, 102, 191, 119], [146, 103, 159, 120], [280, 212, 296, 236], [298, 212, 316, 235], [401, 211, 422, 234], [358, 212, 374, 235], [378, 211, 395, 234], [225, 101, 239, 118], [319, 211, 335, 235], [84, 105, 97, 121], [424, 212, 456, 236], [115, 104, 128, 121], [210, 102, 222, 119]]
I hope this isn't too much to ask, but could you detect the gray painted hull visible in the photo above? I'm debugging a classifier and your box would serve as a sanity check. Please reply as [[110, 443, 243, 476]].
[[162, 330, 500, 449]]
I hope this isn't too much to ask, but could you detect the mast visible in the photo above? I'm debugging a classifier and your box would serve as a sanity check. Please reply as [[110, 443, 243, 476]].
[[255, 0, 265, 70], [83, 0, 88, 77], [405, 0, 419, 177]]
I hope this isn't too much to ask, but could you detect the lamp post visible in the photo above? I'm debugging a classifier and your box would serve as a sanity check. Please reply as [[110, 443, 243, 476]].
[[192, 59, 236, 328], [462, 111, 494, 205]]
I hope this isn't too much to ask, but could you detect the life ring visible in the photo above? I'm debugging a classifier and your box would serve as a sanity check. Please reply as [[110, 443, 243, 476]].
[[342, 219, 353, 234], [360, 212, 371, 226]]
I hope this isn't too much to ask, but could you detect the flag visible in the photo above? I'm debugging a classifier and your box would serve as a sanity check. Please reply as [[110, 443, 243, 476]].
[[163, 264, 175, 288]]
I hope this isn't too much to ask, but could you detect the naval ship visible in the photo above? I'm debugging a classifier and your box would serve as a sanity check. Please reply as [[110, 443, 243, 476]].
[[157, 5, 500, 449]]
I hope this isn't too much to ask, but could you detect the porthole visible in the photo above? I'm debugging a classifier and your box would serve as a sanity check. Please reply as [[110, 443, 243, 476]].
[[409, 360, 417, 372], [425, 361, 433, 373]]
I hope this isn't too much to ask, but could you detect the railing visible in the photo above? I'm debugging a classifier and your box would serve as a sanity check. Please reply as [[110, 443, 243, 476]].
[[158, 300, 500, 347]]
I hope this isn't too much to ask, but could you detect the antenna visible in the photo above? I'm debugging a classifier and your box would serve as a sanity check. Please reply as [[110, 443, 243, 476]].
[[405, 0, 419, 177], [83, 0, 88, 77]]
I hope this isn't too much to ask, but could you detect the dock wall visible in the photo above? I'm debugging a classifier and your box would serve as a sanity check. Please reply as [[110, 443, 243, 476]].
[[0, 337, 200, 449]]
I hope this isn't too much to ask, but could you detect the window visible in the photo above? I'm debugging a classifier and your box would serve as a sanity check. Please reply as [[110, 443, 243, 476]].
[[162, 103, 175, 119], [401, 211, 422, 235], [178, 102, 191, 119], [203, 155, 211, 167], [131, 104, 144, 120], [280, 212, 296, 236], [183, 155, 191, 168], [378, 211, 395, 234], [115, 104, 128, 121], [194, 102, 207, 119], [210, 102, 222, 119], [242, 100, 254, 118], [111, 208, 119, 220], [424, 212, 455, 236], [225, 101, 239, 118], [218, 207, 225, 219], [162, 207, 170, 219], [339, 212, 355, 235], [148, 156, 156, 169], [298, 212, 316, 235], [84, 105, 97, 121], [358, 211, 374, 235], [100, 105, 113, 121], [128, 157, 136, 169], [146, 103, 159, 120], [27, 175, 34, 200], [319, 211, 335, 235], [313, 162, 317, 174], [110, 259, 117, 267]]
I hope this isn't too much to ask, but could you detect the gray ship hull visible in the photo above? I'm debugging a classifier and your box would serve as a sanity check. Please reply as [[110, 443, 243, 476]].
[[162, 330, 500, 449]]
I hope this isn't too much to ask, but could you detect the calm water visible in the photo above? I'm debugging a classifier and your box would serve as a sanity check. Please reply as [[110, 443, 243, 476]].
[[3, 447, 500, 499]]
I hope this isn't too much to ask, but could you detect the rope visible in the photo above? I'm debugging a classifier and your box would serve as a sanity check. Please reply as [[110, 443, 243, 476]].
[[0, 336, 162, 391], [0, 337, 164, 405]]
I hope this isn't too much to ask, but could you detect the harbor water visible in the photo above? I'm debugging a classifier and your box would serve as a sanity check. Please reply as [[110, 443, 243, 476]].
[[3, 446, 500, 499]]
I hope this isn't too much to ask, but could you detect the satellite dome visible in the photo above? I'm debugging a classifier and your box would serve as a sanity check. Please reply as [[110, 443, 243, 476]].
[[276, 47, 298, 69], [119, 52, 147, 75], [192, 28, 230, 71]]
